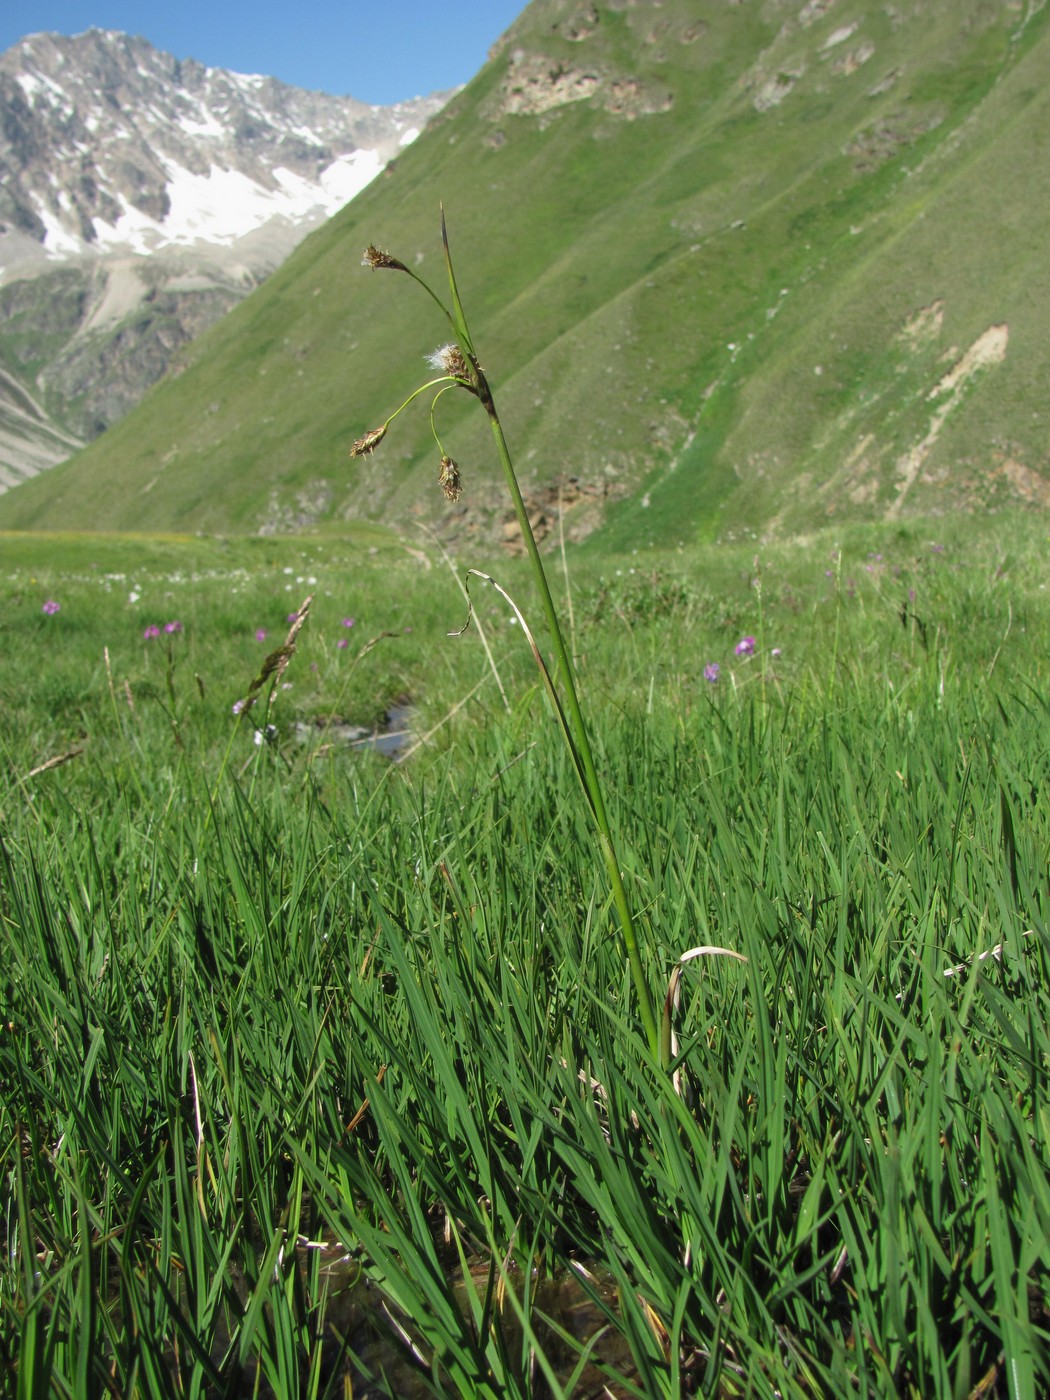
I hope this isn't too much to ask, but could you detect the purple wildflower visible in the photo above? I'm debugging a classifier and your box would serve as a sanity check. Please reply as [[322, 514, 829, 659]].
[[287, 612, 300, 624], [232, 699, 245, 716], [703, 663, 720, 683], [164, 620, 183, 633], [41, 599, 61, 615], [336, 638, 350, 649], [341, 616, 356, 628], [143, 624, 161, 640], [735, 635, 756, 658], [255, 628, 268, 642]]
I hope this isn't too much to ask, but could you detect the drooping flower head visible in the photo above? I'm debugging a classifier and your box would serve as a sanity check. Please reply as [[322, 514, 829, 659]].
[[349, 425, 388, 458], [437, 455, 463, 503]]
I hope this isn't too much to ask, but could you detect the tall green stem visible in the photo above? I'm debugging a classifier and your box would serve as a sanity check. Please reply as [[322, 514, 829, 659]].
[[366, 217, 661, 1059], [477, 378, 660, 1059]]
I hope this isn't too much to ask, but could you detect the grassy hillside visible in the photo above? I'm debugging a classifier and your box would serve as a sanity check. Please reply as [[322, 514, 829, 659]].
[[1, 0, 1047, 544]]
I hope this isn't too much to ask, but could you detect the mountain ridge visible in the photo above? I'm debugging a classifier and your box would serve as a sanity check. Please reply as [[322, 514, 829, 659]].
[[0, 27, 451, 488]]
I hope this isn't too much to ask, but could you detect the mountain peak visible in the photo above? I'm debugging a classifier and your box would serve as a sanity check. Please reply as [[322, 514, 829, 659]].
[[0, 27, 452, 491], [0, 27, 449, 267]]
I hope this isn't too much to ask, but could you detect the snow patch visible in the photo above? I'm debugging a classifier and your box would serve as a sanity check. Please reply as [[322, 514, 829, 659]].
[[91, 194, 164, 254], [17, 70, 75, 119], [179, 107, 226, 139], [318, 151, 384, 205], [290, 123, 325, 144], [89, 151, 387, 252], [35, 199, 86, 257], [229, 70, 267, 90]]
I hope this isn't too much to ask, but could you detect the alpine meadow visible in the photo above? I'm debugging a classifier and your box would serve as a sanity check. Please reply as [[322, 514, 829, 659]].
[[2, 1, 1049, 1396]]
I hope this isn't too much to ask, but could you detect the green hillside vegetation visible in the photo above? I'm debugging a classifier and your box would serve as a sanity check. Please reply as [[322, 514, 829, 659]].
[[1, 0, 1046, 543]]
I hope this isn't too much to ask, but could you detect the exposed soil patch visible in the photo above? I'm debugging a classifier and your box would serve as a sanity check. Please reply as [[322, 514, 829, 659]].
[[485, 51, 673, 121], [889, 323, 1009, 518]]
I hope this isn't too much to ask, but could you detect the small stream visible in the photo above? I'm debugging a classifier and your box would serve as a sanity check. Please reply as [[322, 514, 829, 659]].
[[292, 703, 416, 760]]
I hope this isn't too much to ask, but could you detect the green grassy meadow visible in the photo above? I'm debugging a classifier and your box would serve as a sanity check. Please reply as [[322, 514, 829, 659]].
[[2, 514, 1049, 1396]]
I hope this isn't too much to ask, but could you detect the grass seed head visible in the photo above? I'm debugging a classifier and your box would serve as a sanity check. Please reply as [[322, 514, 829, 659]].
[[362, 245, 408, 272], [350, 425, 388, 458], [438, 455, 463, 502]]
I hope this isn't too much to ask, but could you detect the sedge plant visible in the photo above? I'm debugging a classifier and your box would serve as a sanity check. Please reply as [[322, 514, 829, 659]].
[[354, 210, 662, 1059]]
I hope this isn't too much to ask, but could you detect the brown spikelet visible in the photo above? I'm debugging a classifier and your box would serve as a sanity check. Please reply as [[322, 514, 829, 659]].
[[235, 595, 313, 716], [349, 425, 388, 458], [270, 595, 312, 695], [362, 245, 408, 272], [24, 747, 84, 781], [438, 455, 462, 502], [445, 345, 470, 380]]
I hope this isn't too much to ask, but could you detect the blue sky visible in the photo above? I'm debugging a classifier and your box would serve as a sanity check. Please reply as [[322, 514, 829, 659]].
[[1, 1, 526, 106]]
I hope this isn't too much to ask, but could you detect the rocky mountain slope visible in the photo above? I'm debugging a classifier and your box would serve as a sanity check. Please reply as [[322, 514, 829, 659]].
[[1, 0, 1047, 546], [0, 28, 449, 488]]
